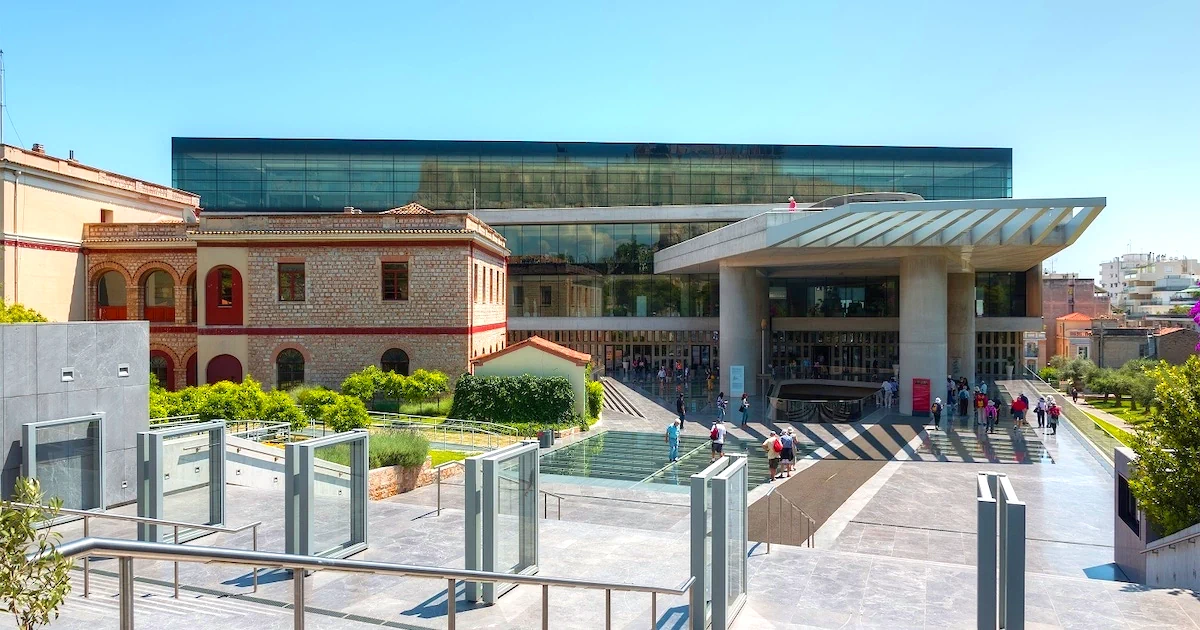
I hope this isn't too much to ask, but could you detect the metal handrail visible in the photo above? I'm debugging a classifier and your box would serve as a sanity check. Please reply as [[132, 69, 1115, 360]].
[[369, 412, 522, 437], [1140, 529, 1200, 554], [34, 537, 695, 630], [9, 502, 262, 600], [431, 461, 566, 520], [761, 486, 816, 550]]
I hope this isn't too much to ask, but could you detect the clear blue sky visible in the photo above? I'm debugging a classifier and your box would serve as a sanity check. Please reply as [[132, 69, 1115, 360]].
[[2, 1, 1196, 277]]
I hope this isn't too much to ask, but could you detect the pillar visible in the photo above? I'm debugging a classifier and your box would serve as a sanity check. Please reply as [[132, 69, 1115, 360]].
[[899, 255, 947, 415], [718, 264, 766, 396], [948, 272, 976, 386]]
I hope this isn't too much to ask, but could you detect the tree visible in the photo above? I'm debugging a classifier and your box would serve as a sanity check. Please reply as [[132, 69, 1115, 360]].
[[1121, 358, 1158, 412], [1129, 356, 1200, 535], [0, 478, 73, 630], [323, 395, 371, 432], [0, 296, 48, 324]]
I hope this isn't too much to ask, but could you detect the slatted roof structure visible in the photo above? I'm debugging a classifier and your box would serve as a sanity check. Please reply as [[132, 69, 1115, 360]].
[[655, 197, 1105, 274]]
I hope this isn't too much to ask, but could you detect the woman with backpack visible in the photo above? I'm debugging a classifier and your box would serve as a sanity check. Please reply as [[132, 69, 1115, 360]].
[[1047, 400, 1061, 435], [709, 418, 727, 462], [762, 430, 782, 480], [779, 428, 796, 477], [930, 397, 943, 431]]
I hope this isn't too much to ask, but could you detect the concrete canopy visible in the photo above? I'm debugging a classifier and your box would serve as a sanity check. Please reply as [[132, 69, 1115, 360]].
[[654, 197, 1105, 274]]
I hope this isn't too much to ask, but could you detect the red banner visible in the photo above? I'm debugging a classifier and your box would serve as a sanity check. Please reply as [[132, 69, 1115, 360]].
[[912, 378, 931, 417]]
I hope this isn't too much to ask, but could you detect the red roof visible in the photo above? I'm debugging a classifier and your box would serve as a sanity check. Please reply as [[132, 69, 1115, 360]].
[[1153, 327, 1187, 336], [1057, 312, 1094, 322], [472, 335, 592, 367]]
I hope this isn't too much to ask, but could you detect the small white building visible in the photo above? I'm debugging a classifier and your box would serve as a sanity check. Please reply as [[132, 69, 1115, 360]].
[[471, 336, 592, 417]]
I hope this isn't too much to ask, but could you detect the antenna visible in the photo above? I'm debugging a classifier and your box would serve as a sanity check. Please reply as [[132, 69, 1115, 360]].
[[1, 49, 5, 148]]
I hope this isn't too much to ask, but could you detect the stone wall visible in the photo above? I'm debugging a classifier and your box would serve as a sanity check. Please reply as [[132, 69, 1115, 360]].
[[367, 457, 464, 500], [0, 321, 150, 506], [247, 333, 470, 389]]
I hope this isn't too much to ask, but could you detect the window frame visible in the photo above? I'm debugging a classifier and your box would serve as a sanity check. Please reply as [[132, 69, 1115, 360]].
[[276, 348, 305, 389], [278, 262, 306, 302], [381, 261, 410, 301]]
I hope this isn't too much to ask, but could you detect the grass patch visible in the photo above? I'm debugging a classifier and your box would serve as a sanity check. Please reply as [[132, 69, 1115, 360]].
[[430, 449, 474, 467], [370, 396, 451, 417], [1087, 399, 1152, 424], [316, 429, 429, 469], [1085, 412, 1135, 447]]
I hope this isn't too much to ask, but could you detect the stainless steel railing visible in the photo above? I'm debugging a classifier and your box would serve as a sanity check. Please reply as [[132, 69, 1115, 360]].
[[760, 486, 816, 550], [11, 503, 261, 600], [432, 460, 565, 519], [33, 537, 694, 630]]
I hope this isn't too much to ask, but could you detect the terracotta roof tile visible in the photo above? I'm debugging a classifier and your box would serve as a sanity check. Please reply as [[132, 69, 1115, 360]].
[[472, 335, 592, 367], [1057, 312, 1094, 322], [381, 203, 434, 215]]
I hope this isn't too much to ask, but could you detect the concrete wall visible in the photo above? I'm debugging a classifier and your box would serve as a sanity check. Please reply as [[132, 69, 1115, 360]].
[[1114, 448, 1147, 584], [474, 345, 588, 416], [719, 265, 767, 395], [898, 255, 947, 415], [0, 321, 149, 506], [1146, 522, 1200, 591]]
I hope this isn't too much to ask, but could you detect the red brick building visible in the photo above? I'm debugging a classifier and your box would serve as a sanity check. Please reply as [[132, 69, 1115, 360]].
[[82, 205, 507, 390], [1041, 273, 1109, 365]]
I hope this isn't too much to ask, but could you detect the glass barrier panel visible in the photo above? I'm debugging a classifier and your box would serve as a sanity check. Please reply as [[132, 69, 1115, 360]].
[[34, 419, 102, 511], [312, 443, 355, 555], [726, 464, 747, 610], [162, 430, 217, 527]]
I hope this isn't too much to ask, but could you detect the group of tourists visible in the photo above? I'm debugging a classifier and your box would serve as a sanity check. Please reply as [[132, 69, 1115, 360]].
[[927, 379, 1062, 435], [1010, 393, 1061, 434], [762, 428, 797, 480]]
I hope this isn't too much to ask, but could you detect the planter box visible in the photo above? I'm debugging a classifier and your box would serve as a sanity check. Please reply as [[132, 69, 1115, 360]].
[[367, 456, 464, 500]]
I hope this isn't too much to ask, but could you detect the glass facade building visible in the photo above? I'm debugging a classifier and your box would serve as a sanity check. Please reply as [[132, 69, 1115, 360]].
[[172, 139, 1012, 212]]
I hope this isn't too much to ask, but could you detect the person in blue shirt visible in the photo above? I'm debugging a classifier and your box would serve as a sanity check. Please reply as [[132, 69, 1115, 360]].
[[665, 419, 681, 462]]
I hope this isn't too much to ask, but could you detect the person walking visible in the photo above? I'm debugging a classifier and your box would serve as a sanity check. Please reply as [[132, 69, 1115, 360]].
[[1047, 399, 1061, 435], [658, 366, 667, 387], [984, 399, 998, 434], [930, 397, 943, 431], [710, 419, 727, 462], [715, 392, 727, 420], [1070, 386, 1079, 404], [739, 393, 751, 426], [779, 428, 796, 477], [957, 386, 970, 420], [676, 393, 686, 427], [1011, 394, 1028, 427], [788, 196, 797, 211], [947, 377, 955, 417], [762, 431, 782, 480], [665, 419, 681, 462], [974, 388, 987, 427], [1035, 397, 1047, 428]]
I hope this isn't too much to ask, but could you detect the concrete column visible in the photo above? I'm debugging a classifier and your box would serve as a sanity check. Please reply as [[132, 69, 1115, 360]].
[[948, 272, 976, 386], [899, 255, 948, 415], [718, 264, 766, 396]]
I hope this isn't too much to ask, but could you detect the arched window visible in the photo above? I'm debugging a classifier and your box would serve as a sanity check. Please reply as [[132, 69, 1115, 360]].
[[96, 271, 127, 320], [186, 273, 197, 324], [276, 349, 305, 389], [381, 348, 409, 375], [206, 354, 243, 384], [205, 266, 243, 326], [143, 270, 175, 323], [150, 350, 174, 390]]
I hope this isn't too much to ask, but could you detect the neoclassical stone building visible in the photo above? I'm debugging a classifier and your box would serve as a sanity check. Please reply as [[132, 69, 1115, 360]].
[[82, 205, 508, 390]]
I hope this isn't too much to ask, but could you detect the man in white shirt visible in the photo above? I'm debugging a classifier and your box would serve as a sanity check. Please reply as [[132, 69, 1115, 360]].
[[710, 419, 727, 462]]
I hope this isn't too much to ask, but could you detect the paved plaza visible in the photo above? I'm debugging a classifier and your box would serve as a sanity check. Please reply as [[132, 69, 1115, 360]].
[[12, 379, 1200, 629]]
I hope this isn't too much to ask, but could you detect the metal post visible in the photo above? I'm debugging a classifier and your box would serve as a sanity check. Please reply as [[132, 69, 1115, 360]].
[[173, 525, 180, 599], [252, 525, 259, 593], [543, 493, 547, 519], [447, 578, 456, 630], [293, 569, 305, 630], [437, 472, 442, 516], [119, 556, 134, 630], [83, 516, 90, 598], [766, 494, 772, 553], [557, 496, 562, 520], [541, 584, 549, 630], [1004, 489, 1027, 630], [651, 593, 658, 630], [977, 475, 998, 630], [605, 588, 612, 629], [687, 581, 694, 629], [997, 475, 1008, 628]]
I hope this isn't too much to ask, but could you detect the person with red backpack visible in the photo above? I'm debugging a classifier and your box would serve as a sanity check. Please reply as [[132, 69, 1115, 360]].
[[709, 418, 727, 462], [1047, 399, 1061, 435], [762, 430, 782, 480]]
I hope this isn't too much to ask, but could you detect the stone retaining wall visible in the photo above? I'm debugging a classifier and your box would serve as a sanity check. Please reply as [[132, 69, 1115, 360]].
[[367, 456, 464, 500]]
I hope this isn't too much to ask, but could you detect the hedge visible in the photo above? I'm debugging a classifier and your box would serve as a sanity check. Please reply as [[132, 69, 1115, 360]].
[[449, 374, 575, 425], [317, 430, 429, 469], [340, 366, 450, 408]]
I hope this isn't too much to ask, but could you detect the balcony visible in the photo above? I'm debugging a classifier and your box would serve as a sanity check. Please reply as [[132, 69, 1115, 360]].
[[97, 306, 128, 321], [144, 306, 176, 323]]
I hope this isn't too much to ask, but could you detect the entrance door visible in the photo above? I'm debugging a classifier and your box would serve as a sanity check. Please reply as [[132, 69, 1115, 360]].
[[813, 346, 831, 378]]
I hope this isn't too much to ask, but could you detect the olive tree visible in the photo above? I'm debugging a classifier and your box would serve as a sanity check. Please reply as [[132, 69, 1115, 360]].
[[0, 478, 73, 629], [1129, 357, 1200, 535]]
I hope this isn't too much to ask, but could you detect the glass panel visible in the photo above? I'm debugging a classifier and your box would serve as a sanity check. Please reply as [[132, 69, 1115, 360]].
[[33, 419, 102, 511], [496, 454, 522, 574], [162, 429, 218, 527], [726, 465, 746, 609], [312, 443, 354, 555]]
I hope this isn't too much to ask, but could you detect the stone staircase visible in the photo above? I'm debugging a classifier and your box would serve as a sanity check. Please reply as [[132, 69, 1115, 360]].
[[600, 377, 645, 418]]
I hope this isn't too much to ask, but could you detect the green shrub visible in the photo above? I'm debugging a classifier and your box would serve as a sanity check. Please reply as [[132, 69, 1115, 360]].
[[261, 389, 308, 430], [340, 366, 383, 404], [317, 430, 430, 469], [323, 395, 371, 433], [340, 366, 451, 409], [586, 380, 603, 420], [196, 378, 265, 421], [450, 374, 575, 424], [0, 297, 48, 322], [1038, 366, 1060, 384], [292, 385, 339, 424]]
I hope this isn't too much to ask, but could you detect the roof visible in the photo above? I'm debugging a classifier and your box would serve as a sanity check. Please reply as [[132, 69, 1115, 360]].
[[381, 203, 434, 215], [472, 336, 592, 367], [1153, 327, 1189, 336], [1057, 312, 1094, 322]]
